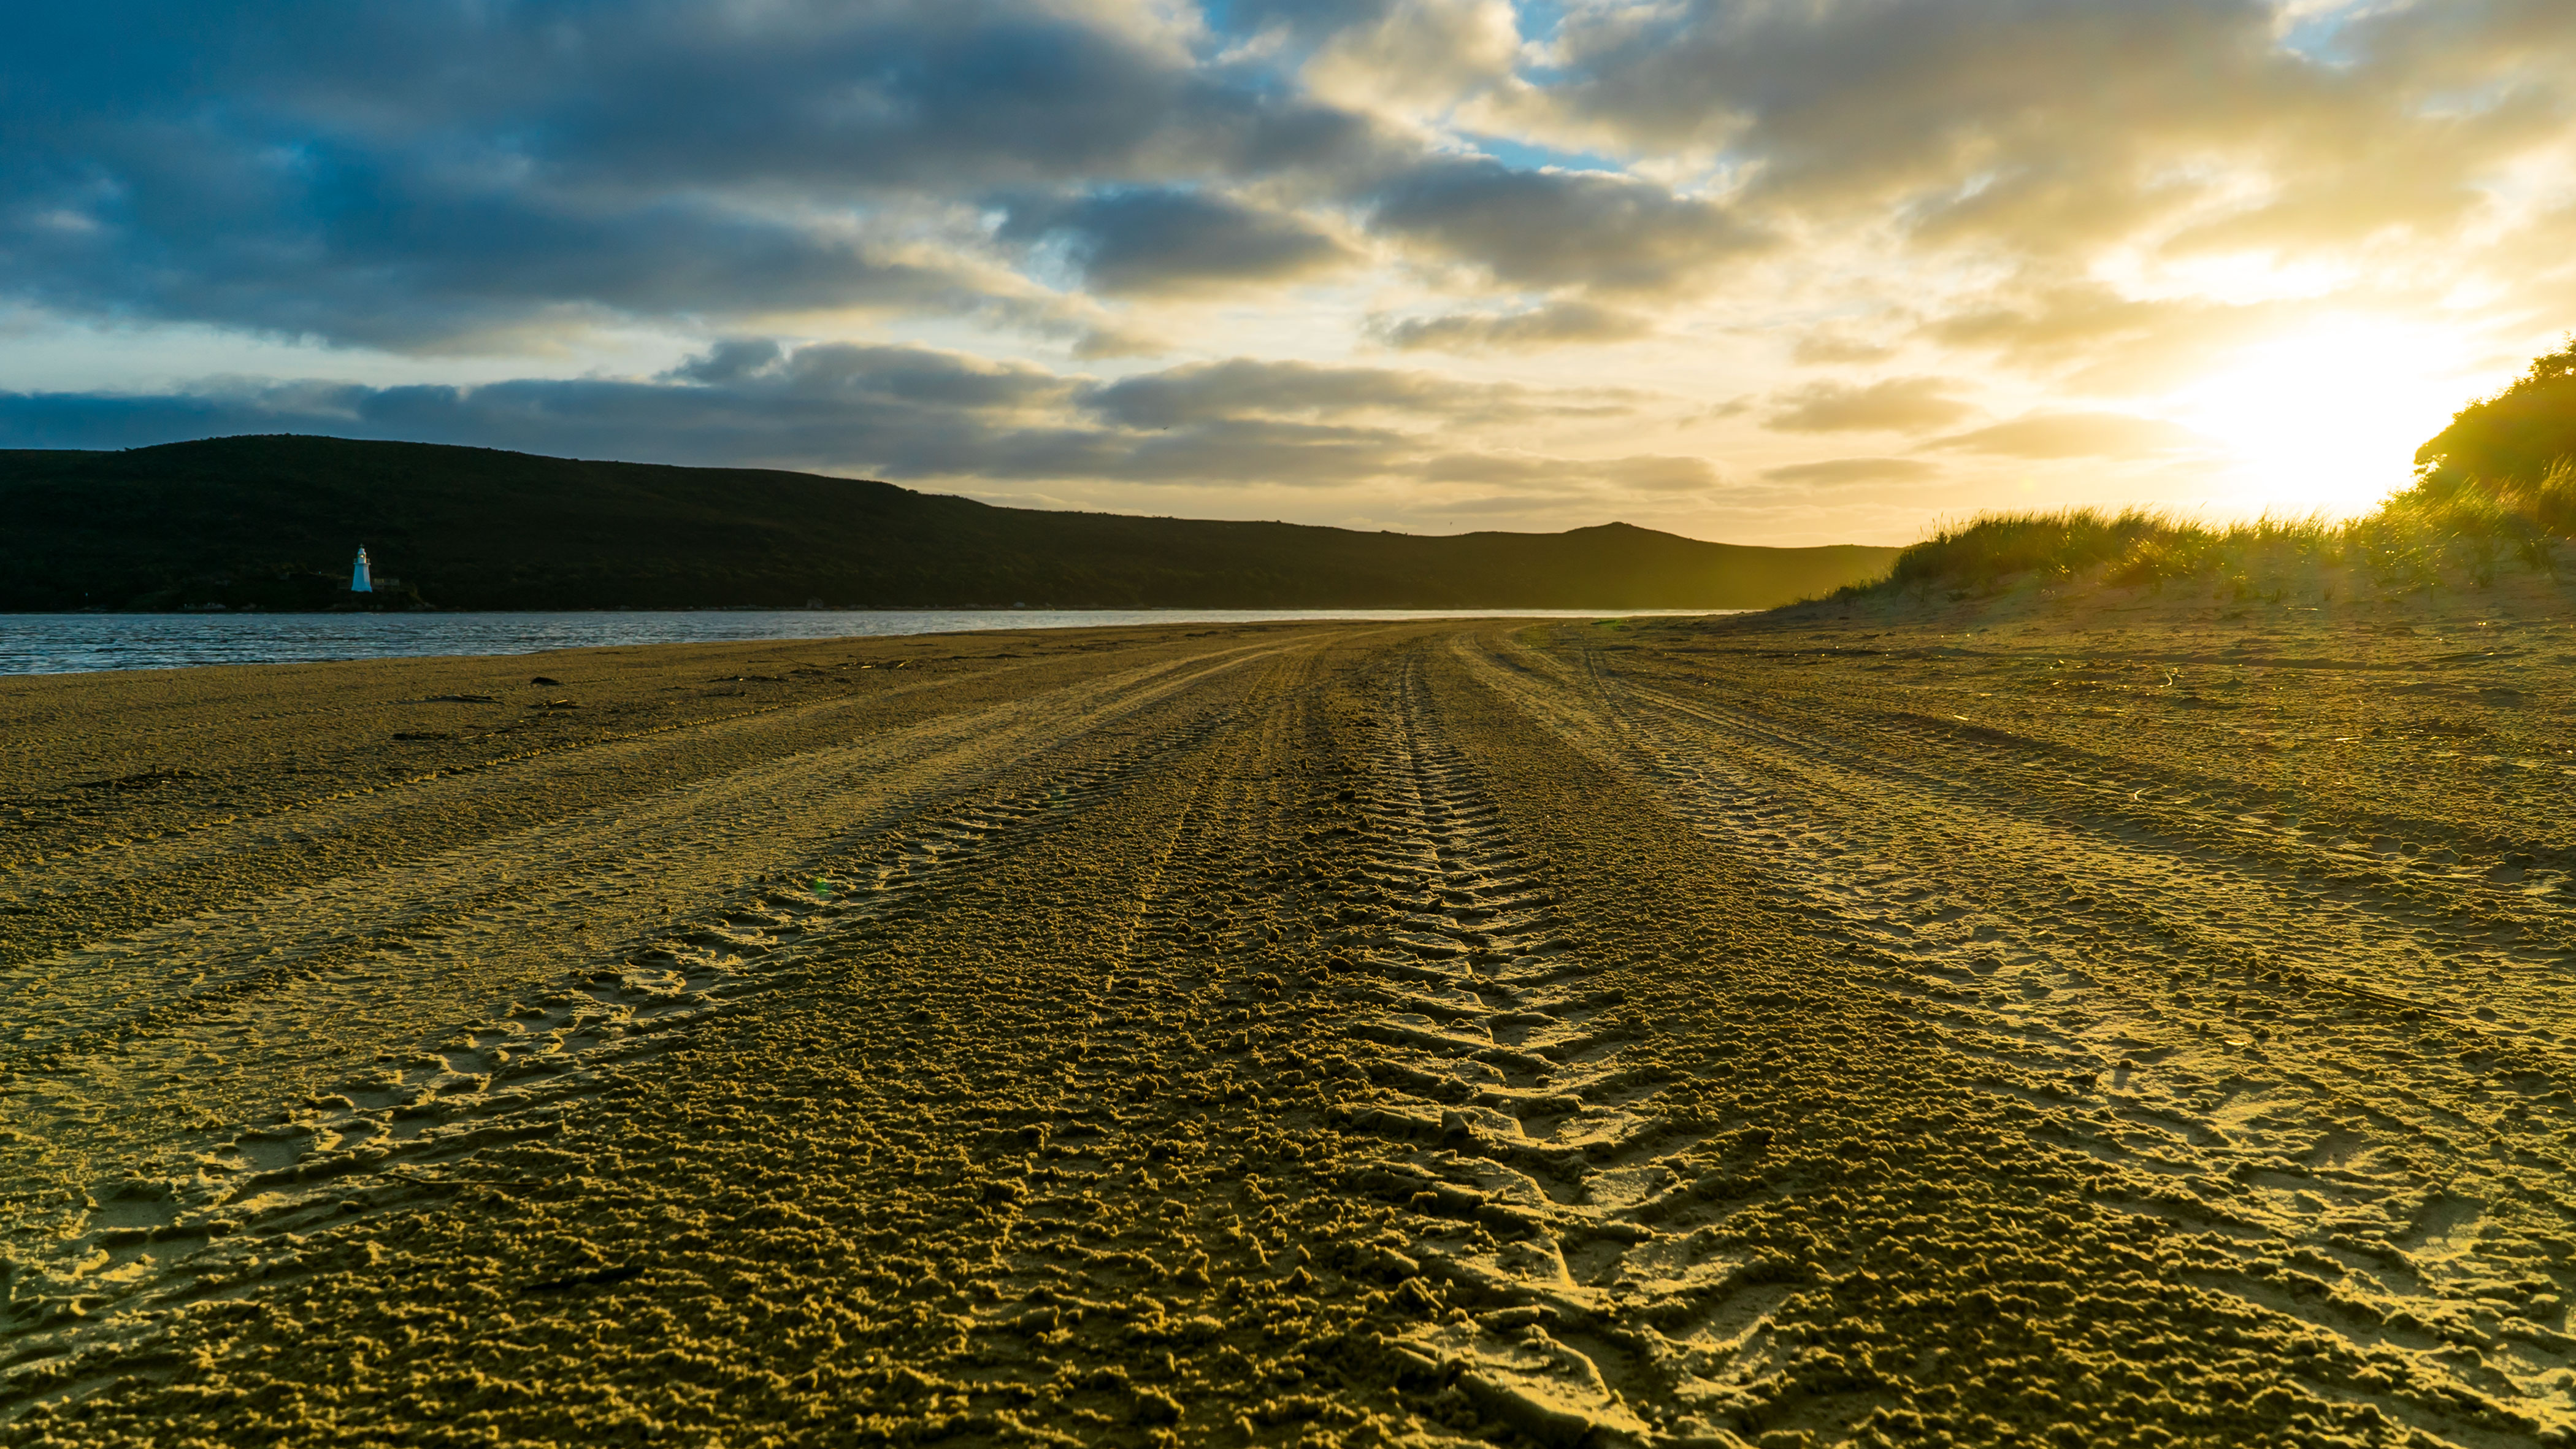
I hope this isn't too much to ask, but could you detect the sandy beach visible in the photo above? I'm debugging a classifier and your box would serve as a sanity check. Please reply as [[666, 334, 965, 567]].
[[4, 603, 2573, 1447]]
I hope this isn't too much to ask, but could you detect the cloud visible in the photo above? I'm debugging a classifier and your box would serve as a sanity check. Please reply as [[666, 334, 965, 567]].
[[1, 150, 1122, 353], [1000, 188, 1356, 295], [1415, 451, 1720, 492], [1791, 331, 1898, 365], [0, 342, 1668, 494], [1925, 412, 2204, 459], [0, 1, 1394, 350], [1921, 283, 2289, 391], [12, 2, 2571, 352], [1764, 377, 1977, 434], [665, 338, 784, 385], [1761, 457, 1939, 485], [1079, 358, 1636, 430], [1370, 300, 1652, 352], [1368, 158, 1765, 293], [1301, 0, 1522, 116], [1590, 454, 1724, 492], [1522, 0, 2571, 265], [1680, 398, 1755, 428]]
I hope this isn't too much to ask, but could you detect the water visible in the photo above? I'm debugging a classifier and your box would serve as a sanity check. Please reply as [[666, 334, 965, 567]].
[[0, 609, 1735, 676]]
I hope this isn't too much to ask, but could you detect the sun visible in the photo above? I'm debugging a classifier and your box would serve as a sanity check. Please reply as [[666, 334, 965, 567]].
[[2165, 317, 2481, 518]]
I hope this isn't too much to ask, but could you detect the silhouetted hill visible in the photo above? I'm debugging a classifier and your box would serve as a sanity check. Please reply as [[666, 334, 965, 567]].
[[0, 436, 1896, 612]]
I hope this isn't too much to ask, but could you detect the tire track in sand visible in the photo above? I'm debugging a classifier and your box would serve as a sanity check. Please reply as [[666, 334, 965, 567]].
[[1308, 652, 1681, 1445], [9, 622, 2571, 1448], [0, 640, 1296, 1369], [1452, 624, 2575, 1445], [1598, 644, 2576, 1037]]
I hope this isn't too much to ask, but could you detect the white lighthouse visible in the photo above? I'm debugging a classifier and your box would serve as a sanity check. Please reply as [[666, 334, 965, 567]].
[[351, 547, 374, 593]]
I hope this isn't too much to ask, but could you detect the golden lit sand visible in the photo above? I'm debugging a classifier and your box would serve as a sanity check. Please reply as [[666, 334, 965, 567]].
[[2, 605, 2572, 1447]]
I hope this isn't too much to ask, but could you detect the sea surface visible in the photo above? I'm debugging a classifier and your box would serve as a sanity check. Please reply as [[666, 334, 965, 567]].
[[0, 609, 1733, 676]]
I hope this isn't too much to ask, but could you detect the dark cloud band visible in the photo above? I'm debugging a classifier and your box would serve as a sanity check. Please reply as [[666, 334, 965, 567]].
[[0, 343, 1676, 498]]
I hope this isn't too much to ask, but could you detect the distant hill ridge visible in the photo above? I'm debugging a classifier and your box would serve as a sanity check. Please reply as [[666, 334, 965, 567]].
[[0, 435, 1896, 612]]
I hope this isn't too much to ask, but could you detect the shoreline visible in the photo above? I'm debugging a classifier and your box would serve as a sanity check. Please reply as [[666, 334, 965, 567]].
[[0, 607, 1740, 678]]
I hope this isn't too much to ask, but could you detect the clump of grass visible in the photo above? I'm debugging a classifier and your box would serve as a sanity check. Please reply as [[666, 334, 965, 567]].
[[1858, 507, 2348, 601], [1854, 464, 2574, 602], [1886, 508, 2174, 593], [2377, 457, 2576, 557]]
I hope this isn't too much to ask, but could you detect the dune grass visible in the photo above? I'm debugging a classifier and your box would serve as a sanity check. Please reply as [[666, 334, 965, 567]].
[[1863, 457, 2576, 602], [1859, 336, 2576, 604]]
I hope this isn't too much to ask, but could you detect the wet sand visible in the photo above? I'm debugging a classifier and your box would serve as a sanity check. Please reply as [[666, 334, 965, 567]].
[[2, 602, 2572, 1447]]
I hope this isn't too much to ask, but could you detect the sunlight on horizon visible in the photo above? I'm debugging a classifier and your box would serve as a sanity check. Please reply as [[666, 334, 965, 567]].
[[2168, 319, 2482, 520]]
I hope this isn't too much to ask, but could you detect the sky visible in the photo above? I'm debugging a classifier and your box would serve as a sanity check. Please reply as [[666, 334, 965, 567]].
[[5, 1, 2574, 546]]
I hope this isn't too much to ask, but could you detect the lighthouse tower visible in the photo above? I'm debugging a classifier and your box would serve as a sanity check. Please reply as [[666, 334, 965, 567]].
[[351, 547, 374, 593]]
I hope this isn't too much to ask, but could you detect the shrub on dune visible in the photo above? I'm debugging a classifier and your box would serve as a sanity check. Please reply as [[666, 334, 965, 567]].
[[2414, 337, 2576, 497]]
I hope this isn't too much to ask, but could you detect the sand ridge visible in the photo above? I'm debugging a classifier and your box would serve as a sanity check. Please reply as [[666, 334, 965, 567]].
[[1, 609, 2571, 1446]]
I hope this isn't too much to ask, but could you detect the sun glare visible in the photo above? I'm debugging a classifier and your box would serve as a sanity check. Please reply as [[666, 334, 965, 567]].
[[2167, 320, 2477, 518]]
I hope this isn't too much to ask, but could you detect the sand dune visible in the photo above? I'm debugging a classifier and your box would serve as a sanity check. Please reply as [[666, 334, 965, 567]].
[[2, 608, 2570, 1446]]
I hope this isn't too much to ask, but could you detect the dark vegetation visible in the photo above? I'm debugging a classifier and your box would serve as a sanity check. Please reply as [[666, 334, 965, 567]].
[[1861, 337, 2576, 600], [2416, 336, 2576, 493], [0, 436, 1896, 612]]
